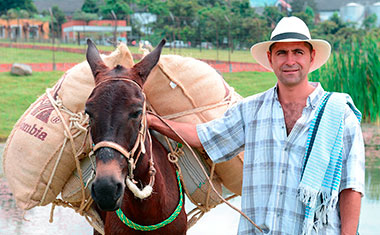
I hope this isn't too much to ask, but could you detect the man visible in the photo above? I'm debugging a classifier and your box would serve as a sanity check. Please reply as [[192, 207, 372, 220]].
[[148, 17, 364, 234]]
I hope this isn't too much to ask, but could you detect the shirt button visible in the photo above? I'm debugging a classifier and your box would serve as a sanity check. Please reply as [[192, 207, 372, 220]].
[[282, 170, 285, 174], [277, 213, 280, 217], [284, 148, 288, 151], [280, 192, 283, 195]]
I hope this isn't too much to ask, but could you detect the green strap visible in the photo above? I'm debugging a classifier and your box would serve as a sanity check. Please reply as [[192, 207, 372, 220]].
[[116, 171, 183, 231]]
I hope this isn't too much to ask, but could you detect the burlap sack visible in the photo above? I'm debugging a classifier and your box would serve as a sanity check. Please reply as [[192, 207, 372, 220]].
[[143, 55, 244, 195], [3, 43, 134, 210]]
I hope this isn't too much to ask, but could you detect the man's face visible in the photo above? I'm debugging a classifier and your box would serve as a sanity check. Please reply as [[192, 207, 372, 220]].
[[267, 42, 315, 87]]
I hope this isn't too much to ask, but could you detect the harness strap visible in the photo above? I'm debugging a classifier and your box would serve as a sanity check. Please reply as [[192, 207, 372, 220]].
[[93, 141, 131, 159], [116, 171, 183, 231]]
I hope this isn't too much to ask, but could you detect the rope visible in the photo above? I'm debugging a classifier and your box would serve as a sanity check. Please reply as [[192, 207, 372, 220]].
[[116, 171, 183, 231], [41, 88, 89, 213], [151, 113, 263, 232]]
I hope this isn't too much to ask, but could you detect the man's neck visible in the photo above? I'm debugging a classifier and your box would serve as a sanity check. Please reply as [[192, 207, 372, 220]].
[[277, 80, 315, 104]]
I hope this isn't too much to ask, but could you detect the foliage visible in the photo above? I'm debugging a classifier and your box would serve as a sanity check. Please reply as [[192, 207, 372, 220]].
[[0, 0, 37, 16], [310, 34, 380, 123], [291, 0, 316, 13], [363, 14, 378, 31], [100, 0, 135, 19], [50, 6, 67, 38], [72, 10, 99, 22], [82, 0, 101, 15]]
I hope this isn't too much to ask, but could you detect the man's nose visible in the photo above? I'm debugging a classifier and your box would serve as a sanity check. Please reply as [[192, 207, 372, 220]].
[[285, 53, 296, 66]]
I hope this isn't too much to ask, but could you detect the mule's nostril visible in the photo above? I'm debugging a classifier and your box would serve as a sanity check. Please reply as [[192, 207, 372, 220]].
[[115, 182, 123, 198]]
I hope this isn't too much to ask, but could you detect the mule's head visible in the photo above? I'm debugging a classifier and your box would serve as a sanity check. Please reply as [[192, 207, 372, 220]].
[[85, 39, 165, 211]]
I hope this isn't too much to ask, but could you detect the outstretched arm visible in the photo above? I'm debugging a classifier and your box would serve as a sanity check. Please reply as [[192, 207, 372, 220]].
[[147, 113, 202, 148], [339, 188, 361, 235]]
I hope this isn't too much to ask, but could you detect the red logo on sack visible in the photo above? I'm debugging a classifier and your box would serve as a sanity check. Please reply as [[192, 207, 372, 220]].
[[30, 97, 54, 123]]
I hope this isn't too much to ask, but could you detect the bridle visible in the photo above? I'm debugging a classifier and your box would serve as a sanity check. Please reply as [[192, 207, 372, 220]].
[[90, 78, 156, 199], [89, 77, 184, 232]]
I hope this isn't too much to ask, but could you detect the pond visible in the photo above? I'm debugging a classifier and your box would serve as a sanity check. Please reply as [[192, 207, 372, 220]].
[[0, 143, 379, 234]]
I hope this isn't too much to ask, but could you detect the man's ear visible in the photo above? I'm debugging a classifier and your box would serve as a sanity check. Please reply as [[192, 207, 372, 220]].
[[267, 51, 273, 67], [310, 49, 316, 64]]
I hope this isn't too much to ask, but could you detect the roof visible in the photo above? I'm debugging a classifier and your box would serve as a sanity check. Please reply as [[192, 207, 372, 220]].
[[33, 0, 85, 15], [315, 0, 380, 11]]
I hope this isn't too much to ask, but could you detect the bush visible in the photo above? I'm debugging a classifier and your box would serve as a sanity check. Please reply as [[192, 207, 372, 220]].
[[310, 33, 380, 123]]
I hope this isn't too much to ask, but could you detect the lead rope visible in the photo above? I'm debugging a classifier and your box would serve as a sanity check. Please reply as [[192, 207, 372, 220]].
[[150, 112, 263, 232]]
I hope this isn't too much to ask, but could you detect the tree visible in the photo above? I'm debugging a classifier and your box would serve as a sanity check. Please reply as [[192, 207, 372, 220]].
[[100, 0, 135, 19], [363, 14, 378, 31], [73, 10, 98, 22], [82, 0, 101, 15], [50, 6, 66, 38], [291, 0, 316, 13], [263, 6, 285, 28], [0, 0, 37, 16]]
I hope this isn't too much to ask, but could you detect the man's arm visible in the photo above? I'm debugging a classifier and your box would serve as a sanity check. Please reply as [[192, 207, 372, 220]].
[[339, 188, 361, 235], [147, 113, 202, 148]]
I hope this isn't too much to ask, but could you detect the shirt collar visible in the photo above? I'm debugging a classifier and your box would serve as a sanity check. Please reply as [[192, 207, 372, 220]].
[[272, 82, 325, 110]]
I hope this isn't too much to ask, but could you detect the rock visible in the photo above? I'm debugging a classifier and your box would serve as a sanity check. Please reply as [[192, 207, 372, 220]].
[[11, 63, 32, 76]]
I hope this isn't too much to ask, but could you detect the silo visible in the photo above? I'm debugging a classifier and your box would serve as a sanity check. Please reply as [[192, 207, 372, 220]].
[[369, 2, 380, 27], [340, 2, 365, 27]]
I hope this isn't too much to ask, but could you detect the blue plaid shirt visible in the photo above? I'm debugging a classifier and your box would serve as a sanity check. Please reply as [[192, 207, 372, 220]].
[[196, 82, 365, 235]]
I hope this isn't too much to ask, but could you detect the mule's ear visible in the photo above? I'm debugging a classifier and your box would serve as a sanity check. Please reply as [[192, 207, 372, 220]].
[[133, 39, 165, 85], [86, 39, 108, 84]]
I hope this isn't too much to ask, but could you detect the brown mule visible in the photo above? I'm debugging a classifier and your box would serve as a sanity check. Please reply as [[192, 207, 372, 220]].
[[85, 39, 187, 235]]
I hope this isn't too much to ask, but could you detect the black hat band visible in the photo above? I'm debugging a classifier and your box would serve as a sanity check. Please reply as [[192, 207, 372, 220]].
[[271, 32, 310, 41]]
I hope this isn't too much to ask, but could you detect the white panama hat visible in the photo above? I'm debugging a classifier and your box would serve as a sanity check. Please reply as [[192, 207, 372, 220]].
[[250, 16, 331, 73]]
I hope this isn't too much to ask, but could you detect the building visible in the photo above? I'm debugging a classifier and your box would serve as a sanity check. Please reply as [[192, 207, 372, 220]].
[[0, 19, 49, 41], [315, 0, 379, 21], [61, 20, 132, 44]]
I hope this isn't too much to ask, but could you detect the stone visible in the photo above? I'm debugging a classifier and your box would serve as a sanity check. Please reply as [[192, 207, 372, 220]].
[[11, 63, 33, 76]]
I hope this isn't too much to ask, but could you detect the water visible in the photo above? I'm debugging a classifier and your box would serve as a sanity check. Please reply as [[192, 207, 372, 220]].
[[1, 142, 379, 234]]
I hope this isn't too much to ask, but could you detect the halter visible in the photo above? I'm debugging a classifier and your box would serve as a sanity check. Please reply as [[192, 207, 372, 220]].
[[90, 78, 156, 199], [90, 77, 183, 231]]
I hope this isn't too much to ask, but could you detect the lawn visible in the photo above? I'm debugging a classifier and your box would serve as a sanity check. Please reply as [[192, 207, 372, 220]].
[[0, 42, 255, 63], [0, 47, 86, 64], [0, 70, 276, 140]]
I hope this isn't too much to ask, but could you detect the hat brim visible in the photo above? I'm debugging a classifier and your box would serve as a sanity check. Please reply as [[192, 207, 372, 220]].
[[250, 39, 331, 73]]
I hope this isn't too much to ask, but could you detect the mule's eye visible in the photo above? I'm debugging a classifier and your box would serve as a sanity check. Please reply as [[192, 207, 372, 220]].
[[129, 110, 142, 119]]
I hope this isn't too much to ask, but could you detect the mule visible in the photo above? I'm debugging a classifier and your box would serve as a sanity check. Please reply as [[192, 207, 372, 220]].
[[85, 39, 187, 234]]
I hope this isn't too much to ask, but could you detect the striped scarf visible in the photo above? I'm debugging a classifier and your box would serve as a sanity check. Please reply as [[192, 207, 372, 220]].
[[298, 92, 362, 234]]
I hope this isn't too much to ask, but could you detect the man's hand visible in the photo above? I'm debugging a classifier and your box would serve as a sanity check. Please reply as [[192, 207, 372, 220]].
[[147, 113, 202, 148]]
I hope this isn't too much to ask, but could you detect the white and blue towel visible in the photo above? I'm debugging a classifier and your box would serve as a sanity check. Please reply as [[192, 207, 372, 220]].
[[298, 92, 362, 235]]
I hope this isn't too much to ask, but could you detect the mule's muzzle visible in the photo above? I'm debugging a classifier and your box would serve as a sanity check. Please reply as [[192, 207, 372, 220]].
[[91, 176, 124, 211]]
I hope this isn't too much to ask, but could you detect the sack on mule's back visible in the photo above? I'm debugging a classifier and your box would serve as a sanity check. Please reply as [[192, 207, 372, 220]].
[[3, 43, 134, 210], [143, 55, 244, 196]]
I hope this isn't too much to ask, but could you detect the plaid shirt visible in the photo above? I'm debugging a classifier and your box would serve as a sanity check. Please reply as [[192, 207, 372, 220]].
[[196, 82, 365, 235]]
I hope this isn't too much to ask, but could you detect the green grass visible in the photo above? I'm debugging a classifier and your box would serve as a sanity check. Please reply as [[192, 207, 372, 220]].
[[0, 71, 64, 140], [310, 35, 380, 124], [0, 47, 86, 64], [0, 42, 255, 63], [0, 70, 275, 139], [223, 71, 277, 97]]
